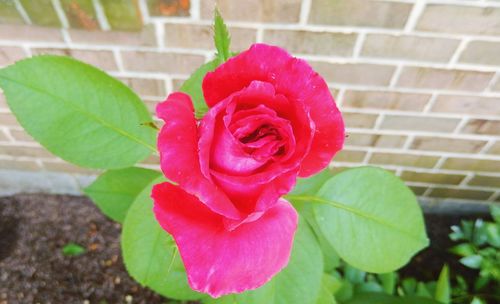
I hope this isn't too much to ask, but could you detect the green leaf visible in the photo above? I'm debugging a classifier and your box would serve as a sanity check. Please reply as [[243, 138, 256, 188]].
[[491, 205, 500, 223], [424, 282, 437, 298], [335, 280, 354, 302], [121, 177, 203, 300], [207, 218, 324, 304], [0, 55, 156, 169], [470, 297, 486, 304], [485, 223, 500, 248], [345, 293, 442, 304], [291, 167, 429, 273], [435, 265, 450, 304], [291, 174, 341, 272], [460, 255, 483, 269], [378, 272, 396, 295], [472, 219, 488, 246], [316, 274, 338, 304], [401, 278, 418, 295], [416, 282, 433, 298], [62, 243, 86, 256], [449, 225, 465, 242], [291, 169, 335, 196], [84, 167, 161, 223], [213, 8, 231, 62], [460, 220, 474, 241], [293, 201, 340, 272], [473, 275, 490, 291], [345, 265, 366, 284], [449, 243, 476, 257], [355, 282, 384, 294], [179, 58, 221, 118]]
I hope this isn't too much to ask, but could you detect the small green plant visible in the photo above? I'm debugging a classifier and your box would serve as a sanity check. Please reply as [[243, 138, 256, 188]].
[[62, 242, 86, 256], [449, 205, 500, 304], [321, 261, 449, 303]]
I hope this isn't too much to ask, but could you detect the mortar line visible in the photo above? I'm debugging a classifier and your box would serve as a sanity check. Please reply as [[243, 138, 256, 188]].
[[403, 135, 415, 150], [389, 64, 403, 88], [453, 117, 469, 134], [190, 0, 201, 20], [0, 128, 15, 142], [51, 0, 70, 29], [299, 0, 312, 25], [459, 172, 475, 187], [433, 156, 448, 170], [112, 49, 125, 73], [361, 150, 372, 165], [20, 44, 32, 57], [60, 28, 72, 44], [352, 32, 366, 59], [138, 0, 151, 24], [404, 0, 426, 33], [13, 0, 31, 24], [256, 27, 264, 43], [485, 71, 499, 92], [489, 191, 500, 202], [373, 113, 385, 130], [478, 139, 496, 154], [92, 0, 110, 30], [165, 76, 173, 95], [335, 87, 346, 107], [154, 20, 165, 50], [447, 38, 470, 67], [422, 187, 434, 197], [422, 92, 438, 113]]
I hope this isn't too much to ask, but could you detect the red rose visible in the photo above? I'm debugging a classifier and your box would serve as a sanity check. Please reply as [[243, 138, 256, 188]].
[[152, 44, 344, 297]]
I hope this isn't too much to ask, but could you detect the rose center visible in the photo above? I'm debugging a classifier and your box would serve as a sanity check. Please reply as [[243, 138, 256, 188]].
[[234, 123, 287, 161], [239, 124, 280, 144]]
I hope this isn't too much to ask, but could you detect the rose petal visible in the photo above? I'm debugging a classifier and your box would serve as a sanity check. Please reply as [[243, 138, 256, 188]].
[[202, 44, 344, 177], [156, 92, 241, 219], [200, 81, 297, 177], [211, 167, 298, 229], [152, 182, 298, 298]]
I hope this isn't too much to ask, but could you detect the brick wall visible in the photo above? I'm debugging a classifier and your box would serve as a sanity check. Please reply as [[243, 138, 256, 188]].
[[0, 0, 499, 204]]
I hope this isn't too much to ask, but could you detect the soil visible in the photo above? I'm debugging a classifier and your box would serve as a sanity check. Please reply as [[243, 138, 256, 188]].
[[0, 194, 493, 303], [0, 194, 167, 304]]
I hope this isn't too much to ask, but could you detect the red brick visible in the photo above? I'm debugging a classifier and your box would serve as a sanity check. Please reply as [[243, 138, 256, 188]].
[[69, 25, 156, 46], [263, 30, 356, 56], [309, 62, 395, 86], [343, 90, 430, 111], [0, 46, 25, 66], [164, 24, 256, 51], [461, 119, 500, 136], [148, 0, 190, 17], [380, 115, 460, 132], [31, 48, 118, 71], [0, 24, 63, 42], [397, 67, 494, 92], [431, 95, 500, 116], [309, 0, 412, 29], [121, 50, 205, 74], [201, 0, 302, 23], [416, 5, 500, 35]]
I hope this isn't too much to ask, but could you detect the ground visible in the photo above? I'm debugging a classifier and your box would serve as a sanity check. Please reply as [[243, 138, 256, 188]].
[[0, 194, 165, 304], [0, 194, 491, 303]]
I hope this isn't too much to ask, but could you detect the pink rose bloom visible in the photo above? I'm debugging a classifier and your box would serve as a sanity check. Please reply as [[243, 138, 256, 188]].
[[152, 44, 344, 297]]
